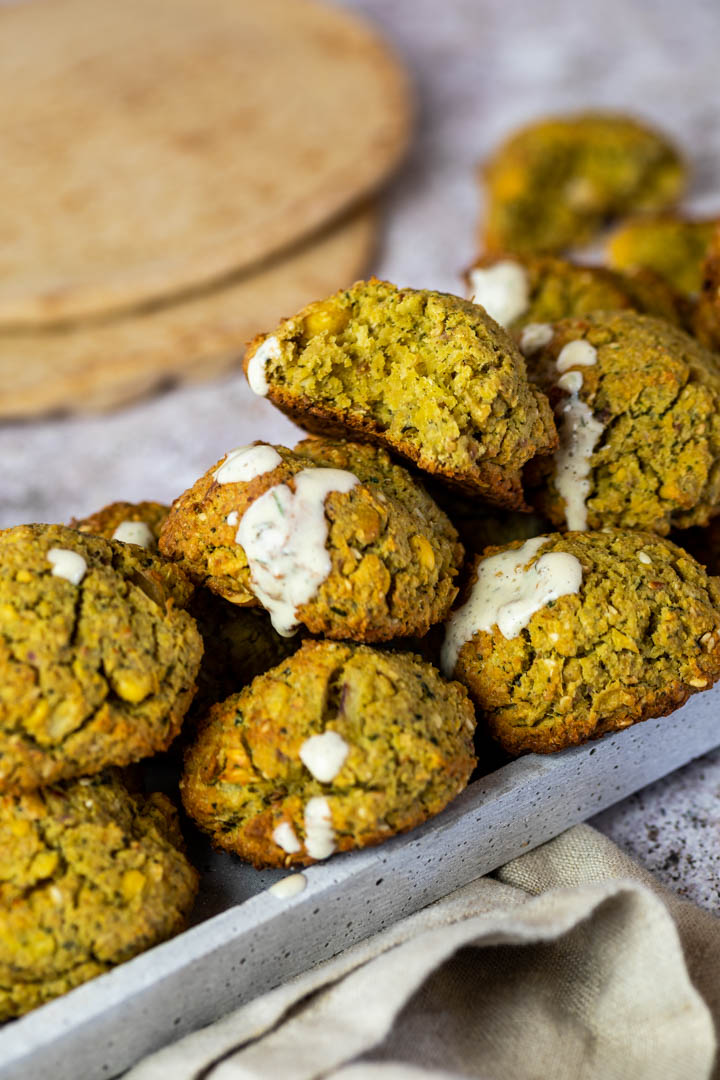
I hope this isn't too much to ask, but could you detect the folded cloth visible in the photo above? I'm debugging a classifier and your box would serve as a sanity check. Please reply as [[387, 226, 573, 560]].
[[126, 824, 719, 1080]]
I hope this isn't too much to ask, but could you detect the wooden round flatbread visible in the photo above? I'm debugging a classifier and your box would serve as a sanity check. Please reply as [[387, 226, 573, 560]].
[[0, 0, 409, 328], [0, 205, 377, 417]]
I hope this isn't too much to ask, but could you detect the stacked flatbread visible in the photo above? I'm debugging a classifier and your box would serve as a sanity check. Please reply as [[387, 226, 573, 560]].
[[0, 0, 411, 416]]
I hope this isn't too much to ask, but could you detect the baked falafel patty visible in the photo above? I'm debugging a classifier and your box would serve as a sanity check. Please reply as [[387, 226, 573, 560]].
[[482, 111, 685, 254], [181, 640, 477, 868], [188, 589, 300, 718], [523, 311, 720, 534], [159, 440, 464, 642], [442, 530, 720, 755], [242, 279, 557, 508], [70, 500, 169, 550], [608, 215, 718, 297], [466, 252, 684, 335], [0, 772, 198, 1020], [0, 524, 203, 792]]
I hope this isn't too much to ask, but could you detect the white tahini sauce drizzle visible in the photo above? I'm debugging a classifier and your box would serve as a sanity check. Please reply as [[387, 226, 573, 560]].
[[247, 335, 281, 397], [269, 873, 307, 899], [519, 322, 553, 355], [304, 796, 335, 860], [555, 339, 598, 373], [552, 341, 604, 531], [441, 536, 582, 675], [272, 821, 302, 854], [214, 443, 282, 485], [47, 548, 87, 585], [468, 260, 529, 328], [226, 511, 239, 527], [299, 731, 349, 783], [111, 520, 154, 548], [236, 467, 359, 636]]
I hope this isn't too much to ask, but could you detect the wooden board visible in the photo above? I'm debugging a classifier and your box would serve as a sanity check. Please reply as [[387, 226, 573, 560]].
[[1, 685, 718, 1080]]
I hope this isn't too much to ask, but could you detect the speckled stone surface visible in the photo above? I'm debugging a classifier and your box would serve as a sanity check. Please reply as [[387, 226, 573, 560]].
[[1, 0, 719, 908]]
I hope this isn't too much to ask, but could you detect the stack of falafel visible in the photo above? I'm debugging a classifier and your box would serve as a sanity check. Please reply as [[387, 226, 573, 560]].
[[4, 108, 720, 1021], [0, 524, 202, 1019]]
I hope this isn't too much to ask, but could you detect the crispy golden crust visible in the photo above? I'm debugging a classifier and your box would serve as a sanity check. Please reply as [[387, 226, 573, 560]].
[[482, 111, 685, 254], [449, 530, 720, 755], [524, 312, 720, 534], [0, 524, 203, 792], [243, 279, 557, 508], [181, 640, 477, 868], [159, 440, 464, 642], [70, 501, 169, 545], [260, 386, 534, 507], [0, 772, 198, 1020]]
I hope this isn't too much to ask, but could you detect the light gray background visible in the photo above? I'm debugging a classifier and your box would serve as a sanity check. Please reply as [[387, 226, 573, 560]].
[[1, 0, 718, 906]]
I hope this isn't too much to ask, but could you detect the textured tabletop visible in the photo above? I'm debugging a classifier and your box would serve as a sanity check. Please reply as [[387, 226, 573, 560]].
[[1, 0, 718, 908]]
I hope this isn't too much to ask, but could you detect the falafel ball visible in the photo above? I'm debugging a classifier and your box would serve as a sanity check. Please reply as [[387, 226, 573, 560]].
[[242, 279, 557, 508], [0, 524, 203, 792], [70, 500, 169, 550], [188, 589, 300, 717], [608, 215, 718, 296], [159, 440, 464, 642], [442, 530, 720, 755], [466, 252, 684, 334], [181, 640, 477, 868], [482, 112, 685, 255], [523, 312, 720, 534], [0, 772, 198, 1020]]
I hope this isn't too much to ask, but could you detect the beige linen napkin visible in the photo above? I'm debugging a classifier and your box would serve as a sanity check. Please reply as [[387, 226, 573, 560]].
[[127, 824, 719, 1080]]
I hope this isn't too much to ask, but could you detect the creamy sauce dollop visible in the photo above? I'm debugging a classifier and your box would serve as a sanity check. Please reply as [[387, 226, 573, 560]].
[[555, 339, 598, 373], [269, 873, 307, 899], [552, 341, 604, 531], [272, 821, 302, 854], [441, 536, 582, 675], [299, 731, 349, 783], [47, 548, 87, 585], [236, 467, 359, 636], [111, 520, 154, 548], [468, 261, 530, 328], [247, 335, 282, 397], [304, 796, 335, 860], [214, 444, 282, 485], [519, 322, 553, 355]]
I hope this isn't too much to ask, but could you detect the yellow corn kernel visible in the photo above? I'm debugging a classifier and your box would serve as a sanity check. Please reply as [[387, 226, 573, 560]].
[[303, 302, 349, 338], [410, 534, 436, 572], [31, 851, 59, 879], [122, 869, 147, 901], [111, 669, 154, 703]]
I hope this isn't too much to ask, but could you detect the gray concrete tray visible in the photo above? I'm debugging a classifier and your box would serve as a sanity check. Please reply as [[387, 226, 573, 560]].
[[1, 686, 718, 1080]]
